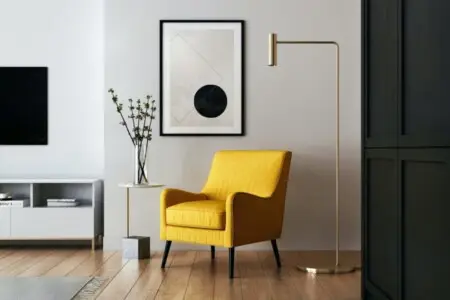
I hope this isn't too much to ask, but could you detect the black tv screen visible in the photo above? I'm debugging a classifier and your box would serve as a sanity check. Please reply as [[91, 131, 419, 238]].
[[0, 67, 48, 145]]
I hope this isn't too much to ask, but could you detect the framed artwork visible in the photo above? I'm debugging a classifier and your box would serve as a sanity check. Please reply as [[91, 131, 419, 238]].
[[160, 20, 245, 136]]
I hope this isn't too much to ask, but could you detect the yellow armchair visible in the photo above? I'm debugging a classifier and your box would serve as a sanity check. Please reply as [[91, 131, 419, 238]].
[[160, 150, 292, 278]]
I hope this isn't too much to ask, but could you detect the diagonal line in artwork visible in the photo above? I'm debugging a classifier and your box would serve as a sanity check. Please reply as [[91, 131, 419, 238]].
[[171, 107, 190, 124], [176, 108, 195, 124], [171, 114, 183, 124], [175, 34, 224, 82], [170, 33, 180, 43]]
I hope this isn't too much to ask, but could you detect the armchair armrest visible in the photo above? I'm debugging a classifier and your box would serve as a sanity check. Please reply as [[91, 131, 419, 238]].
[[160, 188, 207, 208], [225, 192, 278, 246], [226, 192, 271, 223], [226, 192, 268, 209]]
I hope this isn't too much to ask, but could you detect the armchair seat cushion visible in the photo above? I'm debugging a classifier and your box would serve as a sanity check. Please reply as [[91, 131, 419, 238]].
[[166, 200, 226, 230]]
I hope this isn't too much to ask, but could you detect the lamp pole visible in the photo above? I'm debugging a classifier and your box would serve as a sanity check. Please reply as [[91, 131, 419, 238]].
[[268, 33, 355, 274]]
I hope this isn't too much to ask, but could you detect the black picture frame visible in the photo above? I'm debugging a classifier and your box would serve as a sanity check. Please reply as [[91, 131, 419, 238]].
[[159, 19, 245, 136]]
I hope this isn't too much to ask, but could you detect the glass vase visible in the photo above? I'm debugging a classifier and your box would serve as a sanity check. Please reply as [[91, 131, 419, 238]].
[[134, 144, 148, 185]]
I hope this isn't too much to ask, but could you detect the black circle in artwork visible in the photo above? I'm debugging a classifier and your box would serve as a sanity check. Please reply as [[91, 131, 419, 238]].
[[194, 85, 227, 118]]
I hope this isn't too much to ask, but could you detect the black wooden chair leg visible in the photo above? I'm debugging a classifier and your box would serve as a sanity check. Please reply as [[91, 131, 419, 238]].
[[229, 247, 235, 279], [271, 239, 281, 268], [211, 246, 215, 260], [161, 241, 172, 268]]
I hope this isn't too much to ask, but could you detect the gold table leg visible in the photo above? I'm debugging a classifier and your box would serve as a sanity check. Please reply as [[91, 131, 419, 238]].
[[126, 187, 130, 238], [91, 236, 96, 251]]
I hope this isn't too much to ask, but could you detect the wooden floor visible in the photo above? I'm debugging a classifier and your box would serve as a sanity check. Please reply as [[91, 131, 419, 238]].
[[0, 248, 361, 300]]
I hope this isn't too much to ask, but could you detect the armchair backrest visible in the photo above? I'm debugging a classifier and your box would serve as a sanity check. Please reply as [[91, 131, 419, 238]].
[[201, 150, 292, 201]]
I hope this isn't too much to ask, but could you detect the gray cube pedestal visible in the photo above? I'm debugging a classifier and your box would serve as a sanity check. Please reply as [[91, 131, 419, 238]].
[[122, 236, 150, 259]]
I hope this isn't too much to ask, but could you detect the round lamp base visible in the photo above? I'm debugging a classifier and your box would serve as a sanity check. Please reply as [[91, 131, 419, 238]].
[[297, 265, 356, 274]]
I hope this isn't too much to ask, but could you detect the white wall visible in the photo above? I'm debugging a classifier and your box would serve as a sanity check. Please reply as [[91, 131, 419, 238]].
[[0, 0, 104, 178], [103, 0, 361, 251]]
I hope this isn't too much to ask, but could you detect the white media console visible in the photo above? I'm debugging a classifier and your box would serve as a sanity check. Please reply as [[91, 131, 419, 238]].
[[0, 179, 103, 250]]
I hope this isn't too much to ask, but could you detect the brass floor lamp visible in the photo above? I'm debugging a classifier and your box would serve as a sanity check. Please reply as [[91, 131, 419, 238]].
[[268, 33, 356, 274]]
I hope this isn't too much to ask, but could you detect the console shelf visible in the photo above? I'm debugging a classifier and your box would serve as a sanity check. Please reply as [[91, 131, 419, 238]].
[[0, 179, 103, 250]]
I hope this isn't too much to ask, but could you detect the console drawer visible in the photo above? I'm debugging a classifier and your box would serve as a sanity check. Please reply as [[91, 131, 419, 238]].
[[0, 208, 11, 238], [10, 208, 93, 238]]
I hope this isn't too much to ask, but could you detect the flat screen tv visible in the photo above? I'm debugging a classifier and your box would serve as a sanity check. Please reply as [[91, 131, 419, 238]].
[[0, 67, 48, 145]]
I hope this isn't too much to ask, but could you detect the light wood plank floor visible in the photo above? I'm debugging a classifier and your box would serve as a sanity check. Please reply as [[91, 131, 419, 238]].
[[0, 248, 361, 300]]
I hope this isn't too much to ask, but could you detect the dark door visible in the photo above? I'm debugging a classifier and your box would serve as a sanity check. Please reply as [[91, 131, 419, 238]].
[[365, 0, 450, 148], [363, 0, 450, 299], [399, 0, 450, 147], [364, 0, 398, 148], [363, 149, 399, 300], [399, 149, 450, 299]]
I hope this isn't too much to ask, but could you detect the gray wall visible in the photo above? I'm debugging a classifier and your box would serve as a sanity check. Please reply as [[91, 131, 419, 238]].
[[0, 0, 104, 178], [104, 0, 362, 251]]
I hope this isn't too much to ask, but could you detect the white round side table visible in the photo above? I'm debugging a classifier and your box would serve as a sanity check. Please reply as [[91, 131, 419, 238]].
[[118, 182, 165, 259]]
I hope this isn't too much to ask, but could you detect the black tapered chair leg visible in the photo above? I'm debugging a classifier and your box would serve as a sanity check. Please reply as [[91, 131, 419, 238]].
[[161, 241, 172, 268], [211, 246, 215, 260], [271, 239, 281, 268], [229, 247, 235, 279]]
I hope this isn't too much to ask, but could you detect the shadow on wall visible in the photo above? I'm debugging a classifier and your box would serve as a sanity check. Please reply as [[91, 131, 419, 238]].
[[280, 151, 360, 250], [179, 140, 217, 189]]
